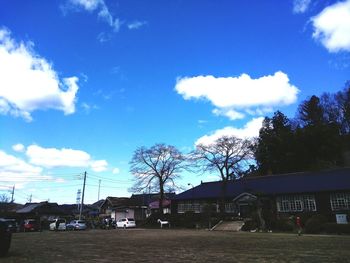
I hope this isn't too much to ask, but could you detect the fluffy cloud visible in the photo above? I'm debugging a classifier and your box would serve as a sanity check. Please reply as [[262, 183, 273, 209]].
[[312, 0, 350, 52], [67, 0, 121, 31], [293, 0, 311, 14], [0, 150, 49, 184], [25, 144, 108, 172], [175, 71, 299, 120], [12, 143, 25, 152], [195, 117, 264, 146], [91, 160, 108, 172], [212, 108, 245, 120], [0, 28, 79, 121]]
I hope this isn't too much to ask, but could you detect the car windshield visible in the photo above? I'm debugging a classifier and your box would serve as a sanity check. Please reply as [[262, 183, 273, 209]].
[[127, 218, 134, 221], [77, 221, 85, 224]]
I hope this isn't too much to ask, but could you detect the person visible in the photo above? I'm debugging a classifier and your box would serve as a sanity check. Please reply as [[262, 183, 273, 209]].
[[296, 216, 302, 236], [55, 219, 59, 231]]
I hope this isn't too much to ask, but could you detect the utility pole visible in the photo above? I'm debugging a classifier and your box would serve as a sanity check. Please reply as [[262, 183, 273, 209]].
[[11, 185, 15, 203], [98, 179, 101, 201], [79, 171, 87, 220], [28, 194, 32, 203]]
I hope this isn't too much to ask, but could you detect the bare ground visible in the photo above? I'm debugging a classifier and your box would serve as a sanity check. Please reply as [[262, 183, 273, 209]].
[[2, 229, 350, 263]]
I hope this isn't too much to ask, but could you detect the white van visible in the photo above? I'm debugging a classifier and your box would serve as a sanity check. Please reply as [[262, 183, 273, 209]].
[[49, 218, 66, 231]]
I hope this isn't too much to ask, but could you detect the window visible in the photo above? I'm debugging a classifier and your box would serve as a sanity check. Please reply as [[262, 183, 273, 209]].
[[225, 203, 235, 213], [177, 203, 185, 213], [277, 195, 316, 212], [303, 195, 317, 211], [177, 201, 201, 213], [330, 193, 350, 211]]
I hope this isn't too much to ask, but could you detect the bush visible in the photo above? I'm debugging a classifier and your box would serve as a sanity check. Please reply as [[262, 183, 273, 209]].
[[323, 223, 350, 234], [274, 218, 294, 232], [304, 214, 328, 234]]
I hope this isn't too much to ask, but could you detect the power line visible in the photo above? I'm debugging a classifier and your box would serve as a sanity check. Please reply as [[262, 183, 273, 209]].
[[88, 173, 131, 184]]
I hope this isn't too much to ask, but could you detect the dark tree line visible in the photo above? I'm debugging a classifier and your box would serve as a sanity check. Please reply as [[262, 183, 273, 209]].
[[255, 83, 350, 175]]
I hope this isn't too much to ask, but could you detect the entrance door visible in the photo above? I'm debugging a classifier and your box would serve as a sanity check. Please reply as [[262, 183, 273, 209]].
[[239, 204, 251, 218]]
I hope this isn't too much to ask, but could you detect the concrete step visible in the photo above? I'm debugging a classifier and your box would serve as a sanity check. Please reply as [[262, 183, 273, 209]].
[[213, 220, 244, 231]]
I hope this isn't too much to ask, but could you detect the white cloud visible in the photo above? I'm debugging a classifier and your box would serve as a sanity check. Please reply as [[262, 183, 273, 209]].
[[12, 143, 25, 153], [112, 168, 120, 174], [312, 0, 350, 52], [293, 0, 311, 14], [91, 160, 108, 172], [127, 21, 147, 30], [68, 0, 121, 32], [25, 144, 108, 172], [0, 28, 79, 121], [26, 145, 91, 167], [0, 150, 51, 184], [175, 71, 299, 120], [70, 0, 102, 11], [195, 117, 264, 146], [212, 108, 245, 120]]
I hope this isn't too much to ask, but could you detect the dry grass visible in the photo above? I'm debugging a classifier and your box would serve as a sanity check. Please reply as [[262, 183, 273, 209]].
[[2, 229, 350, 263]]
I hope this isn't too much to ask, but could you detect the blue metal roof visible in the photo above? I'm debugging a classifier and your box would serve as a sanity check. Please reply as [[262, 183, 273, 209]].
[[174, 168, 350, 200]]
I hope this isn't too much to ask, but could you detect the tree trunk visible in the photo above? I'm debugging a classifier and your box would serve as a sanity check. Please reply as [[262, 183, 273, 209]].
[[159, 181, 164, 215], [219, 181, 228, 219]]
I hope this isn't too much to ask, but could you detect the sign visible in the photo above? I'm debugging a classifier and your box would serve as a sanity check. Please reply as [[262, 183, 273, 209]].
[[336, 214, 348, 224]]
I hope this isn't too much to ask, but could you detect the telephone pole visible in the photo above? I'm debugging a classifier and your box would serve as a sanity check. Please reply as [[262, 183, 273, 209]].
[[11, 185, 15, 203], [79, 171, 87, 220], [98, 179, 101, 201]]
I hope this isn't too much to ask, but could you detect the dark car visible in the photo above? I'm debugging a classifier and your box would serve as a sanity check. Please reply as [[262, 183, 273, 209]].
[[0, 220, 12, 257], [3, 219, 18, 233], [23, 219, 39, 232]]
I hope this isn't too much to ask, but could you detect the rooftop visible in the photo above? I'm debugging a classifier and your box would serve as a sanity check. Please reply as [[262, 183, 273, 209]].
[[174, 168, 350, 200]]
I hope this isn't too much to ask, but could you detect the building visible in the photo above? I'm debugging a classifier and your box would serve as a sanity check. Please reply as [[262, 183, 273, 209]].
[[173, 168, 350, 224], [100, 193, 176, 221]]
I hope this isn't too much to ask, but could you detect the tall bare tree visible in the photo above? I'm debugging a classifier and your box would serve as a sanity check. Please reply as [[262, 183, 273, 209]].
[[130, 144, 186, 215], [192, 136, 254, 215]]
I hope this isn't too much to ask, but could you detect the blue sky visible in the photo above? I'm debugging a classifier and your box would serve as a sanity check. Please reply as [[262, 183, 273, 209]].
[[0, 0, 349, 204]]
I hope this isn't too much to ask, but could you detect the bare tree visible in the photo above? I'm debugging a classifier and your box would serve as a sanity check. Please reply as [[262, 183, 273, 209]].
[[0, 193, 10, 203], [130, 144, 186, 215], [192, 136, 254, 215]]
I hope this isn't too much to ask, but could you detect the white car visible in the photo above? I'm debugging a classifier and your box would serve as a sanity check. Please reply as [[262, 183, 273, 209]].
[[49, 219, 66, 231], [66, 220, 87, 230], [116, 218, 136, 228]]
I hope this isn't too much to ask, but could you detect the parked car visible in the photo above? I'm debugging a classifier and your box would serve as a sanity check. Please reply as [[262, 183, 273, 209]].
[[24, 219, 39, 232], [116, 218, 136, 228], [66, 220, 87, 230], [49, 218, 66, 231], [0, 220, 11, 257], [2, 219, 18, 233]]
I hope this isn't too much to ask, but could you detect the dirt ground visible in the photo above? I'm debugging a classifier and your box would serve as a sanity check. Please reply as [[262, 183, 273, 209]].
[[2, 229, 350, 263]]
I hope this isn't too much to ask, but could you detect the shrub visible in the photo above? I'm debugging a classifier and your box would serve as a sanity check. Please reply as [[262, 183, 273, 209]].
[[304, 214, 328, 234], [274, 218, 294, 232], [323, 223, 350, 234]]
